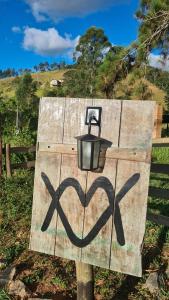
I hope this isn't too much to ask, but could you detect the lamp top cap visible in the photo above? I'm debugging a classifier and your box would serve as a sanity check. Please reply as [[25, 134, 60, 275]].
[[75, 133, 103, 142]]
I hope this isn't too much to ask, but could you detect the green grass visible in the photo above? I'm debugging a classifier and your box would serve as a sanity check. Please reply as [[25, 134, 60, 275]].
[[0, 170, 33, 262], [152, 147, 169, 163], [0, 290, 11, 300]]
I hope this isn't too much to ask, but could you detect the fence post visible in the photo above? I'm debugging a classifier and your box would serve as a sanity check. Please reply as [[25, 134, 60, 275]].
[[0, 117, 2, 178], [6, 144, 11, 178], [0, 136, 2, 178], [76, 262, 94, 300]]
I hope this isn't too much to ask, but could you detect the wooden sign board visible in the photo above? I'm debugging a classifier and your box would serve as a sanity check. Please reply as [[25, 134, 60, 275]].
[[30, 98, 155, 277]]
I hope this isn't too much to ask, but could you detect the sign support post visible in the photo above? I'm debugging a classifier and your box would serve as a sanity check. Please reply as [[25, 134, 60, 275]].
[[76, 262, 94, 300]]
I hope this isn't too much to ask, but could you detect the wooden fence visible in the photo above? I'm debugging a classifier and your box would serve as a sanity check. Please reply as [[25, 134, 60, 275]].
[[0, 144, 36, 178], [147, 137, 169, 227], [0, 139, 169, 227]]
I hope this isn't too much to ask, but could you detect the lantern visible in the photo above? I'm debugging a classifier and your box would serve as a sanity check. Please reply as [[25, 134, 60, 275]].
[[75, 109, 104, 171]]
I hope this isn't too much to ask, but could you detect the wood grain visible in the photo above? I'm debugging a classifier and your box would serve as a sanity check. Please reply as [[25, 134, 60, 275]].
[[54, 98, 92, 261], [119, 100, 155, 152], [63, 98, 92, 144], [110, 100, 155, 277], [30, 151, 61, 255], [54, 154, 87, 261], [81, 99, 122, 268], [38, 142, 149, 162], [153, 104, 163, 139], [81, 158, 117, 268], [37, 97, 65, 143], [110, 160, 150, 277]]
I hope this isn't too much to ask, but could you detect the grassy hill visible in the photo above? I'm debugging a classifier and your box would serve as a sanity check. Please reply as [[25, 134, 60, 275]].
[[115, 74, 166, 107], [0, 69, 166, 107], [0, 69, 66, 98]]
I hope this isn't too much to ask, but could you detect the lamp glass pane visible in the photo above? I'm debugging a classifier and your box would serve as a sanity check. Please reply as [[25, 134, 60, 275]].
[[93, 141, 101, 169], [82, 141, 92, 170], [77, 140, 81, 168]]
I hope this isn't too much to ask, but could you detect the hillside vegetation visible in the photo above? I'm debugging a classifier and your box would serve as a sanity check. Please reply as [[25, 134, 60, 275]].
[[0, 69, 166, 105], [0, 70, 66, 98], [115, 75, 166, 106]]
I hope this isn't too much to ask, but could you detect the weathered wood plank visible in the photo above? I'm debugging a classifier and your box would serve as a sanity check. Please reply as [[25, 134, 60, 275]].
[[148, 187, 169, 199], [54, 98, 92, 261], [30, 97, 65, 255], [151, 163, 169, 175], [81, 99, 122, 268], [153, 104, 163, 139], [11, 161, 35, 170], [152, 138, 169, 147], [92, 99, 122, 145], [110, 100, 155, 277], [63, 98, 92, 144], [30, 152, 61, 255], [119, 101, 155, 152], [147, 212, 169, 227], [81, 158, 117, 268], [110, 160, 151, 277], [54, 154, 87, 261], [10, 146, 36, 153], [6, 144, 11, 178], [38, 142, 149, 162], [37, 97, 65, 143]]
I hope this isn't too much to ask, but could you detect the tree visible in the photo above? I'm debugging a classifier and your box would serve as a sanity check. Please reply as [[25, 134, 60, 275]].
[[65, 27, 111, 97], [136, 0, 169, 61], [96, 46, 135, 98], [64, 69, 91, 97], [15, 73, 38, 131], [50, 62, 59, 71]]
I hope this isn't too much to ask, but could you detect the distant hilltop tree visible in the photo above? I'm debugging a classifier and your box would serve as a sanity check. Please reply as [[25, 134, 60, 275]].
[[0, 68, 18, 79]]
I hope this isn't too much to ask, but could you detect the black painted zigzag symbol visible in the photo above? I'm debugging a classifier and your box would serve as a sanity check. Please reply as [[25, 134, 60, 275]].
[[41, 172, 140, 248]]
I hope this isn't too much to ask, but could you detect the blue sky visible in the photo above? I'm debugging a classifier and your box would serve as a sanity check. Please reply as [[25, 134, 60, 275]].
[[0, 0, 140, 70]]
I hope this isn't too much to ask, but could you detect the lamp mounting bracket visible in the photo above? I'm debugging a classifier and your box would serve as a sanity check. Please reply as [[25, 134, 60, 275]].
[[85, 107, 102, 126]]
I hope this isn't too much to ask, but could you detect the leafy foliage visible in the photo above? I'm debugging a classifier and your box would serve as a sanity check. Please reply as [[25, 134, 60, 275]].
[[134, 80, 152, 100], [64, 26, 111, 97], [146, 66, 169, 110], [136, 0, 169, 60], [0, 73, 39, 144], [96, 46, 135, 98]]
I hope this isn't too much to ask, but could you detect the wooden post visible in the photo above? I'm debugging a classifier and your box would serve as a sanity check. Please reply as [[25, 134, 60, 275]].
[[0, 134, 2, 178], [0, 137, 2, 178], [153, 105, 163, 138], [6, 144, 11, 178], [76, 262, 94, 300], [0, 116, 2, 178]]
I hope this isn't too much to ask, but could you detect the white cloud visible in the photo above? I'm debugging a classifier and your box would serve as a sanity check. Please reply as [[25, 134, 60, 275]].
[[149, 54, 169, 72], [24, 0, 129, 22], [23, 27, 80, 56], [12, 26, 21, 33]]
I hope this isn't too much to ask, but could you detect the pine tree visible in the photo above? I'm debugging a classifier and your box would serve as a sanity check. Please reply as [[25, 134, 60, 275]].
[[136, 0, 169, 60]]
